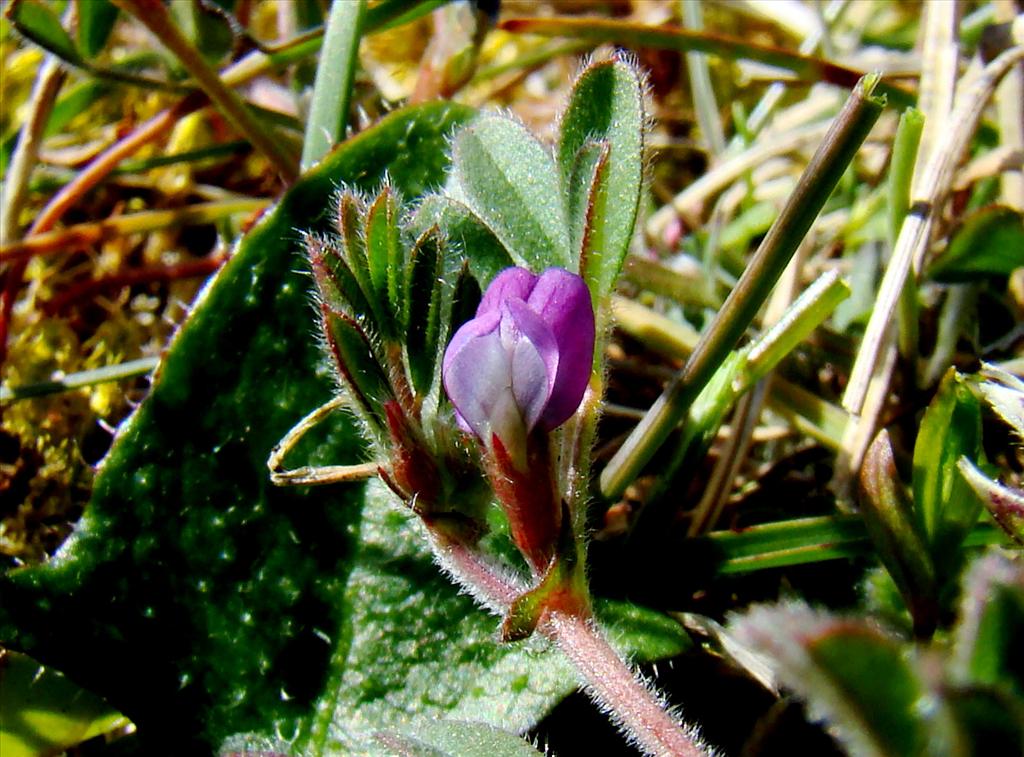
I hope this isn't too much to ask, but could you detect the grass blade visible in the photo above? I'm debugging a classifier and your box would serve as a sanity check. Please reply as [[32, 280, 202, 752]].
[[301, 0, 367, 171]]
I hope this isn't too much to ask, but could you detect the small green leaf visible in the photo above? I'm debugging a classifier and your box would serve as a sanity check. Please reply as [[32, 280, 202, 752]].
[[928, 206, 1024, 282], [0, 652, 128, 757], [450, 114, 570, 271], [912, 368, 986, 569], [731, 604, 941, 757], [337, 190, 395, 339], [564, 138, 609, 288], [7, 0, 82, 64], [860, 431, 938, 634], [951, 552, 1024, 696], [321, 306, 393, 433], [377, 720, 543, 757], [405, 229, 445, 394], [411, 195, 514, 285], [364, 186, 404, 323], [76, 0, 119, 57], [557, 56, 645, 302], [306, 232, 374, 326]]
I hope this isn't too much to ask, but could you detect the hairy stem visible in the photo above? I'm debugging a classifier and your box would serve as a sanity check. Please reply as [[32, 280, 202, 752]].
[[429, 535, 710, 755], [542, 611, 710, 757]]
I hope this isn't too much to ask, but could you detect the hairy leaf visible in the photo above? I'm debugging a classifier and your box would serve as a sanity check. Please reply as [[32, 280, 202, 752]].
[[557, 56, 645, 302], [450, 114, 570, 271]]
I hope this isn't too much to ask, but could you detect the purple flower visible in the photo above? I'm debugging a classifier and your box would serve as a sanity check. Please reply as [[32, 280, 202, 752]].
[[442, 267, 595, 451]]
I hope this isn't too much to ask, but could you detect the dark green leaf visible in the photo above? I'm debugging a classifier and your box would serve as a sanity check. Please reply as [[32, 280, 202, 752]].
[[0, 101, 479, 754], [450, 114, 570, 270], [321, 306, 393, 433], [928, 206, 1024, 282], [7, 0, 83, 64], [76, 0, 119, 57], [364, 186, 403, 324], [732, 604, 940, 757], [377, 721, 543, 757], [557, 56, 645, 302], [306, 232, 375, 326], [405, 228, 445, 394], [912, 368, 986, 569]]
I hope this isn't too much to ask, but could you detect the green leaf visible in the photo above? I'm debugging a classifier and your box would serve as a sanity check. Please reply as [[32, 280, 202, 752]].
[[565, 138, 610, 278], [76, 0, 119, 57], [731, 604, 943, 757], [928, 206, 1024, 282], [912, 368, 986, 569], [557, 56, 645, 302], [320, 306, 393, 433], [450, 114, 570, 271], [377, 720, 543, 757], [405, 228, 445, 395], [364, 186, 404, 323], [306, 232, 375, 327], [0, 651, 128, 757], [7, 0, 83, 64], [335, 190, 395, 340], [951, 552, 1024, 697], [411, 195, 514, 285]]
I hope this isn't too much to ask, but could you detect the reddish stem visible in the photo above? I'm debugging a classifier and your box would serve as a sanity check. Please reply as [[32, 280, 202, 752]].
[[41, 254, 226, 316], [430, 535, 710, 756]]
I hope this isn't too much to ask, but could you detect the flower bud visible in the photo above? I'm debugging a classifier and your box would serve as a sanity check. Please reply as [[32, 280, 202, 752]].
[[442, 266, 595, 573], [442, 266, 595, 463]]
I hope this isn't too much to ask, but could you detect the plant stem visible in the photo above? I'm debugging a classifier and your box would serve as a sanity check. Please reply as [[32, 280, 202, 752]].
[[600, 75, 884, 501], [888, 108, 924, 364], [114, 0, 298, 183], [543, 611, 710, 757], [680, 0, 725, 156], [301, 0, 366, 171], [0, 199, 267, 263], [1, 357, 158, 403], [0, 58, 65, 246], [430, 536, 709, 755]]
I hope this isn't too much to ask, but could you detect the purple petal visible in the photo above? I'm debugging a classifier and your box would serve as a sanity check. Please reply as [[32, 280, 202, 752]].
[[476, 267, 537, 318], [527, 268, 595, 429], [502, 298, 558, 431], [442, 311, 507, 440]]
